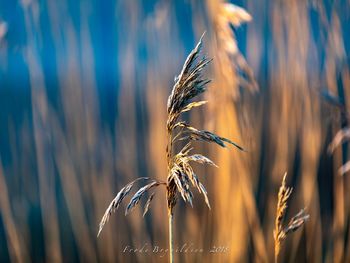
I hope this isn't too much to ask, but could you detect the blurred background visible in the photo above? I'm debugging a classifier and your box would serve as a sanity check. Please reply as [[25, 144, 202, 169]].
[[0, 0, 349, 262]]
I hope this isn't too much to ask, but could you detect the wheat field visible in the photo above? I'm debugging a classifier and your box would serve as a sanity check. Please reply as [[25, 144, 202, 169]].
[[0, 0, 349, 262]]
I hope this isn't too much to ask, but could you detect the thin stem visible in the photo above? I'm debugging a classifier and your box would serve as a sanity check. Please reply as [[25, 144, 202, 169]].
[[274, 233, 279, 263], [168, 210, 174, 263], [166, 121, 175, 263]]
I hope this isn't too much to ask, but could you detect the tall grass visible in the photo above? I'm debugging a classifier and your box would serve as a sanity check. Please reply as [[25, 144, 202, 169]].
[[273, 173, 309, 263], [97, 35, 244, 263]]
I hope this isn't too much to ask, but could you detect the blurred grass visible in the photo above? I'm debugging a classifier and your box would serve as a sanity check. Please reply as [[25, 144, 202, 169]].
[[0, 0, 349, 262]]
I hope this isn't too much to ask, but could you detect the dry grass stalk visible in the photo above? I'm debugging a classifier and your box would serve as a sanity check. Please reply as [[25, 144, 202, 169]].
[[97, 34, 244, 263], [213, 2, 258, 99], [165, 32, 243, 262], [273, 173, 309, 263], [165, 32, 243, 212]]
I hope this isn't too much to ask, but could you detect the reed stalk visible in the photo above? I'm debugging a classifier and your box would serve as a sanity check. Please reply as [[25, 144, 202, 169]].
[[98, 34, 243, 262]]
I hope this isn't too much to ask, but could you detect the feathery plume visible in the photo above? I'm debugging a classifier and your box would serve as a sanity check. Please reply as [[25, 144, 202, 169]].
[[273, 173, 309, 262], [212, 3, 257, 98], [98, 177, 149, 237], [98, 34, 244, 263]]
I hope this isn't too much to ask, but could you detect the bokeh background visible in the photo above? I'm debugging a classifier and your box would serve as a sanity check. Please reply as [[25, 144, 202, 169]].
[[0, 0, 349, 262]]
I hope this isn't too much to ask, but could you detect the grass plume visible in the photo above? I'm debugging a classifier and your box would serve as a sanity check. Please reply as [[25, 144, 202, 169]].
[[273, 173, 309, 263], [211, 2, 258, 99], [97, 34, 244, 262]]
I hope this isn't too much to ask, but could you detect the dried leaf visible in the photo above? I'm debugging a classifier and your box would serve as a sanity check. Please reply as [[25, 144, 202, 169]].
[[142, 192, 155, 217], [181, 125, 244, 151], [220, 137, 246, 151], [199, 182, 211, 209], [180, 101, 207, 113], [125, 181, 164, 215], [187, 154, 218, 167]]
